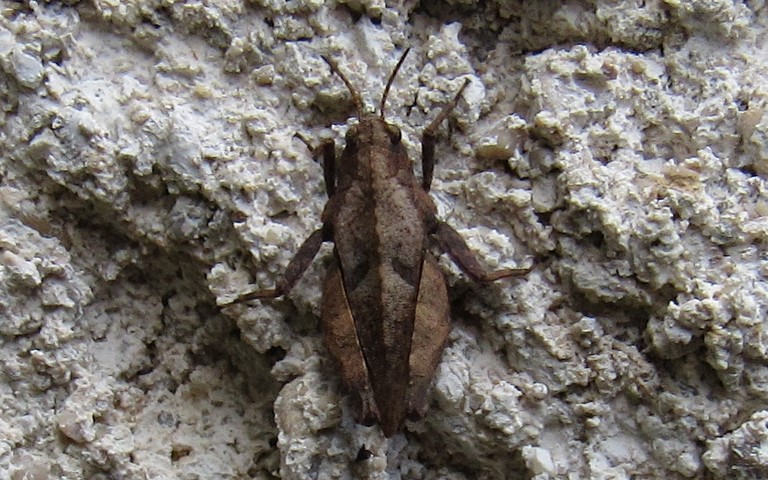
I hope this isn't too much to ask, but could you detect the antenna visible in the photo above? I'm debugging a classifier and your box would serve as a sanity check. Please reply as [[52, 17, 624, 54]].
[[321, 55, 363, 118], [379, 48, 410, 118]]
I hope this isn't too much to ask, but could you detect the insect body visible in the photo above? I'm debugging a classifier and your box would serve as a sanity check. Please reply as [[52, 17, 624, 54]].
[[225, 49, 527, 436]]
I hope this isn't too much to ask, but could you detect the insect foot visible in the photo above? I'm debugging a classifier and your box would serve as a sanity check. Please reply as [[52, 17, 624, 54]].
[[221, 49, 529, 437]]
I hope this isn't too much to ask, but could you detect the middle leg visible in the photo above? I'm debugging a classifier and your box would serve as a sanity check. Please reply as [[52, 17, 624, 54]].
[[434, 221, 531, 282]]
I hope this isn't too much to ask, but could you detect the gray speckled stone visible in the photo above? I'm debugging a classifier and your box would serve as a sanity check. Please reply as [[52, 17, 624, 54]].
[[2, 1, 767, 479]]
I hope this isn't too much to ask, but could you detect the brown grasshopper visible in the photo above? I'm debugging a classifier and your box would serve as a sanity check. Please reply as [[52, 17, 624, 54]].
[[224, 49, 528, 437]]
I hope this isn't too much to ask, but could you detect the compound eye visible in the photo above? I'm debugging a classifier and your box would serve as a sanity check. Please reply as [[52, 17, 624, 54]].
[[345, 126, 358, 145], [385, 124, 401, 144]]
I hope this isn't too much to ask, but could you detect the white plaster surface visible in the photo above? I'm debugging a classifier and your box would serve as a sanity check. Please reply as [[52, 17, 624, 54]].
[[1, 1, 768, 479]]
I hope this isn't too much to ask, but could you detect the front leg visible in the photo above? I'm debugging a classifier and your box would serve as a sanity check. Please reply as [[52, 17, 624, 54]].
[[220, 228, 326, 305], [433, 221, 530, 282], [421, 79, 470, 191], [295, 134, 336, 197]]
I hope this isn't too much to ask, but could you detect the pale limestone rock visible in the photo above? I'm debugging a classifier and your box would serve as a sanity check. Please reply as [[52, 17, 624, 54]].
[[1, 1, 767, 479]]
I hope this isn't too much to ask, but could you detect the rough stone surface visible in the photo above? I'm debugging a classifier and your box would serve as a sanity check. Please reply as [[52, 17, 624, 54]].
[[1, 1, 767, 479]]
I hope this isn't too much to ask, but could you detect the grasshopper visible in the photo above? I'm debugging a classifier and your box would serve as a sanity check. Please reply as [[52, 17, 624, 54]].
[[224, 49, 528, 437]]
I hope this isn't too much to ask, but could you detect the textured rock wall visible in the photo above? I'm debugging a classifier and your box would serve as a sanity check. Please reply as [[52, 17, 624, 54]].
[[2, 1, 768, 479]]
